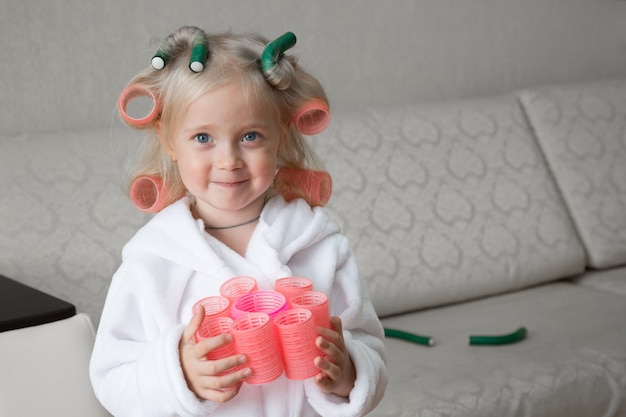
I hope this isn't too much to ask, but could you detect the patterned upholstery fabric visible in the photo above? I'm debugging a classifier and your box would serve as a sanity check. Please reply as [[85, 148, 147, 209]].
[[520, 80, 626, 268], [313, 95, 586, 317], [0, 129, 149, 325]]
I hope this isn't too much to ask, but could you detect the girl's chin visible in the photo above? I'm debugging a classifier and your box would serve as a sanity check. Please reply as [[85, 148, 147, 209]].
[[192, 196, 266, 216]]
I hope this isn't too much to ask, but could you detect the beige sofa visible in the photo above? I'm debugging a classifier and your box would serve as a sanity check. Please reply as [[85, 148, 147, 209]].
[[315, 79, 626, 416], [2, 77, 626, 416]]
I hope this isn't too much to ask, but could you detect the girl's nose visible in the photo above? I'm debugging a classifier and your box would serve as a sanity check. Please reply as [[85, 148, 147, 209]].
[[214, 142, 242, 170]]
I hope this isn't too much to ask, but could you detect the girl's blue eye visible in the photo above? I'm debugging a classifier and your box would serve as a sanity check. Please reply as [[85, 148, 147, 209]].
[[194, 133, 211, 144], [242, 132, 259, 142]]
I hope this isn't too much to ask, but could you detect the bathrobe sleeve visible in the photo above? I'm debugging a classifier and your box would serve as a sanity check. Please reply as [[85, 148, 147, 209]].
[[299, 232, 389, 416], [89, 255, 220, 417]]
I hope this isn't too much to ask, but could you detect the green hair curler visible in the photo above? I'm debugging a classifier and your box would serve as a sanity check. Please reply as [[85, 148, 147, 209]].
[[151, 47, 169, 70], [261, 32, 297, 73], [189, 35, 209, 73], [383, 327, 435, 347], [469, 326, 528, 346]]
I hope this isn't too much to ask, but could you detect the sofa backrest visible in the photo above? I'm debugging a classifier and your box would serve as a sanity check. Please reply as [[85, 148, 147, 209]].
[[519, 79, 626, 269], [0, 128, 149, 324], [314, 93, 588, 317]]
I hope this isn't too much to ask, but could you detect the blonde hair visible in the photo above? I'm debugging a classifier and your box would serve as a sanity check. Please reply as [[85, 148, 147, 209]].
[[122, 26, 329, 207]]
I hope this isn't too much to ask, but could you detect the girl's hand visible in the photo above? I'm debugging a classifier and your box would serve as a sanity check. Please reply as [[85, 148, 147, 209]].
[[314, 316, 356, 398], [179, 307, 251, 402]]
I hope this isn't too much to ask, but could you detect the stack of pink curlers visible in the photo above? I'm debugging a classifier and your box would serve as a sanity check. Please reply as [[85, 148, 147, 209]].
[[194, 276, 330, 384]]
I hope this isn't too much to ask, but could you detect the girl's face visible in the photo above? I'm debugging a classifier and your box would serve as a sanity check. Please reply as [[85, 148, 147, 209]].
[[167, 82, 284, 223]]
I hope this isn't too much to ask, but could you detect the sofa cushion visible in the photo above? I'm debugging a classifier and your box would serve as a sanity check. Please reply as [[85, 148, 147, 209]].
[[519, 79, 626, 268], [0, 128, 149, 326], [375, 282, 626, 417], [313, 96, 586, 317], [0, 313, 111, 416]]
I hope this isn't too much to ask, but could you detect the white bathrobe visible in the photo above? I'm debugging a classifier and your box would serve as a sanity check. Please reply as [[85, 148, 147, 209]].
[[90, 196, 387, 417]]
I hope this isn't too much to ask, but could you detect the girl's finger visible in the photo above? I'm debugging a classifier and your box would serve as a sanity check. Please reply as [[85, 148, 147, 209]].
[[198, 350, 247, 376], [182, 305, 206, 343], [196, 333, 235, 357], [314, 355, 341, 381], [316, 335, 341, 360]]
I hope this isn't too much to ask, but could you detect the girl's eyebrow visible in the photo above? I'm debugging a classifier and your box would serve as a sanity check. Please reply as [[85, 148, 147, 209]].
[[181, 122, 216, 133], [186, 122, 273, 134]]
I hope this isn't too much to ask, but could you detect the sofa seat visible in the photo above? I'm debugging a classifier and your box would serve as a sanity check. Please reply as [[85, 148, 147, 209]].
[[374, 281, 626, 417], [571, 266, 626, 297]]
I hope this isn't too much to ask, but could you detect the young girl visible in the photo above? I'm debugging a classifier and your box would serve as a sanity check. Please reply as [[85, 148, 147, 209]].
[[90, 26, 387, 417]]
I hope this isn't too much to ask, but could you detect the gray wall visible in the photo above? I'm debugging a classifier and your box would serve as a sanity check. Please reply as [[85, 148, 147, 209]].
[[1, 0, 626, 135]]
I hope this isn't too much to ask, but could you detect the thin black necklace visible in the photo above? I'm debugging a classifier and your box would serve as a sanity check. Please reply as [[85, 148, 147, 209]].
[[204, 215, 261, 230]]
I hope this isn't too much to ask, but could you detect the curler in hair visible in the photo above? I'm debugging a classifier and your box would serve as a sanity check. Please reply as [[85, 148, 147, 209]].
[[117, 84, 160, 127], [189, 35, 209, 73], [151, 47, 169, 70], [293, 99, 331, 136], [260, 32, 297, 73], [274, 168, 332, 207], [129, 175, 184, 213]]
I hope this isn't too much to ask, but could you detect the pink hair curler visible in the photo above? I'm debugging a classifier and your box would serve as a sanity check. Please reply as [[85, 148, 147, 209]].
[[293, 98, 330, 136], [130, 175, 166, 212], [231, 291, 287, 320], [274, 168, 332, 207], [231, 312, 284, 384], [117, 84, 160, 127], [220, 276, 258, 304], [290, 291, 330, 329], [195, 316, 234, 345], [193, 296, 231, 321], [274, 277, 313, 307], [129, 175, 185, 213], [194, 317, 240, 374], [273, 308, 320, 380]]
